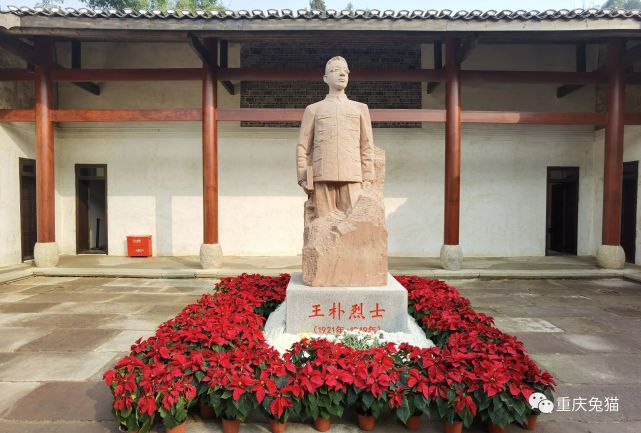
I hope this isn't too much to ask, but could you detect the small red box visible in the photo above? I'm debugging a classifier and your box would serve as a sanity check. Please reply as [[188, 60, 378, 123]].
[[127, 235, 152, 257]]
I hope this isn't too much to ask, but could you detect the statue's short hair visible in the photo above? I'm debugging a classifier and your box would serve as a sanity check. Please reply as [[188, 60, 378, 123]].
[[325, 56, 350, 74]]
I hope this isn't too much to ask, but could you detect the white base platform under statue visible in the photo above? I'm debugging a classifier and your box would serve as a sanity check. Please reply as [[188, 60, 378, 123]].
[[285, 272, 408, 334]]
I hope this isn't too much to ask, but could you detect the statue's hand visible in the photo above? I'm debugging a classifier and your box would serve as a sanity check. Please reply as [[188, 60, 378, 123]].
[[299, 180, 313, 194]]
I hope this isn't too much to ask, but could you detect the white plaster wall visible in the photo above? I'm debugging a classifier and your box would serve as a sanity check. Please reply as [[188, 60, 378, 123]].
[[53, 122, 596, 257], [0, 124, 35, 266]]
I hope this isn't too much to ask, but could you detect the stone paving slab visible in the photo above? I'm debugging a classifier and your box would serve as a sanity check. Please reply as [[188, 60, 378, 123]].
[[9, 313, 118, 329], [0, 302, 57, 313], [93, 330, 156, 352], [0, 352, 116, 381], [100, 315, 166, 331], [530, 353, 641, 385], [493, 317, 564, 333], [510, 333, 587, 354], [0, 420, 118, 433], [44, 301, 151, 315], [5, 382, 113, 422], [17, 329, 120, 352], [0, 327, 51, 351], [0, 382, 41, 416]]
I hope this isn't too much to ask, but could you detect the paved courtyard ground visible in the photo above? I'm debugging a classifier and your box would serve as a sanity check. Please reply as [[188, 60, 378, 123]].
[[0, 275, 639, 432]]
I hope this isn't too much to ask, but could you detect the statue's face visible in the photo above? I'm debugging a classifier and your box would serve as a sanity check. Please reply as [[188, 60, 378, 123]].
[[323, 60, 350, 91]]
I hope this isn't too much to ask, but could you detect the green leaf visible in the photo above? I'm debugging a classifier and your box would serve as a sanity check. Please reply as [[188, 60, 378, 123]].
[[362, 393, 375, 409], [396, 405, 411, 424]]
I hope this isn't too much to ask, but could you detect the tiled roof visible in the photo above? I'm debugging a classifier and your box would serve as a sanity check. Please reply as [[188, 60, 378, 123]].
[[2, 7, 641, 21]]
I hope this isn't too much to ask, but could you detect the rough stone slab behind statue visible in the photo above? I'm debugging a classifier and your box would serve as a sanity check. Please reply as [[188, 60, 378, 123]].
[[302, 147, 388, 286], [286, 272, 408, 334]]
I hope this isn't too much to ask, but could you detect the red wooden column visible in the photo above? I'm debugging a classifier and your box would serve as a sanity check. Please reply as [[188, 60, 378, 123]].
[[200, 38, 223, 268], [441, 38, 463, 270], [33, 37, 59, 267], [598, 39, 626, 268]]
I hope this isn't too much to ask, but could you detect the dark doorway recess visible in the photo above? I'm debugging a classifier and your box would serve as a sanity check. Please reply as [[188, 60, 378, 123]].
[[76, 164, 108, 254], [19, 158, 37, 261], [546, 167, 579, 256], [622, 161, 638, 263]]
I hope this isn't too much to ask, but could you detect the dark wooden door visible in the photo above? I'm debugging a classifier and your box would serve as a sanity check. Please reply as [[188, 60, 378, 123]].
[[76, 164, 108, 254], [546, 167, 579, 255], [621, 161, 638, 263], [19, 159, 37, 261], [76, 178, 90, 253]]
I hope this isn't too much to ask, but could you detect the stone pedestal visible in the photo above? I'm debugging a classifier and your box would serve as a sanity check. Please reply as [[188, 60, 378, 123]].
[[285, 272, 408, 334], [440, 244, 463, 270], [596, 244, 625, 269], [34, 242, 59, 268], [199, 243, 223, 269]]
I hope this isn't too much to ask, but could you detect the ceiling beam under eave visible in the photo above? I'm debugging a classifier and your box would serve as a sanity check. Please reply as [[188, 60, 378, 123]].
[[557, 43, 587, 98], [0, 31, 36, 65], [219, 40, 234, 95], [557, 41, 641, 99], [70, 40, 100, 96], [189, 35, 234, 95], [426, 41, 442, 95]]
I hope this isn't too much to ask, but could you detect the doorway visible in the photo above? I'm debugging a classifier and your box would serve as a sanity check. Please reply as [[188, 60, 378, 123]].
[[19, 158, 37, 261], [622, 161, 638, 263], [546, 167, 579, 255], [75, 164, 108, 254]]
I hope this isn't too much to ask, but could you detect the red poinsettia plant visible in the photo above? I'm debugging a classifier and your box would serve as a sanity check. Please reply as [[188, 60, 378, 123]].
[[103, 355, 158, 433], [103, 273, 555, 432], [286, 339, 352, 422]]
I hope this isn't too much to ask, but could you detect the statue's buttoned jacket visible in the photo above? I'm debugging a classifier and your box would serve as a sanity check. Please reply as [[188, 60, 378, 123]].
[[296, 95, 375, 183]]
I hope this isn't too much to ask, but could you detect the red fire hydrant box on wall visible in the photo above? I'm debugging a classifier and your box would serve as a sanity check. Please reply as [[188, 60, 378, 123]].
[[127, 235, 152, 257]]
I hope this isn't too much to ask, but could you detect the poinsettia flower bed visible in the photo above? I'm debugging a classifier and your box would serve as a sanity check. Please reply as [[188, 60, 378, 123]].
[[104, 274, 555, 433]]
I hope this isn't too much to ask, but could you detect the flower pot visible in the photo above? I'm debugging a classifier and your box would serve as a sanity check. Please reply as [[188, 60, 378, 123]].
[[443, 420, 463, 433], [222, 418, 241, 433], [166, 423, 185, 433], [405, 415, 421, 431], [523, 414, 538, 430], [314, 417, 331, 432], [357, 414, 376, 431], [270, 419, 287, 433], [199, 403, 214, 419], [488, 420, 507, 433]]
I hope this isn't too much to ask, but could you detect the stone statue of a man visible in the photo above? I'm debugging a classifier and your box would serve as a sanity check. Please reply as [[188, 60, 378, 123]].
[[295, 56, 388, 287], [296, 56, 375, 219]]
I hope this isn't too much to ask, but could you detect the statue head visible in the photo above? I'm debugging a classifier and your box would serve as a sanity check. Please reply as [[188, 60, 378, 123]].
[[323, 56, 350, 91]]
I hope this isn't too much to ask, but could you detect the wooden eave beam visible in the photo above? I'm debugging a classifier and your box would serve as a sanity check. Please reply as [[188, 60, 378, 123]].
[[3, 108, 639, 125], [51, 68, 203, 81]]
